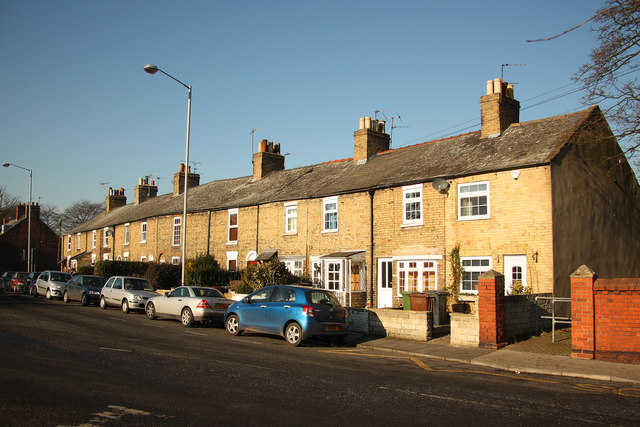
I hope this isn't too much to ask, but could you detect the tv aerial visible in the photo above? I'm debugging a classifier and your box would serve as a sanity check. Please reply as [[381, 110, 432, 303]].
[[500, 63, 526, 81]]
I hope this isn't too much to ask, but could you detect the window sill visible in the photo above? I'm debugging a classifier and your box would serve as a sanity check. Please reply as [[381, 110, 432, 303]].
[[457, 216, 490, 222], [226, 241, 238, 246], [401, 222, 423, 228], [283, 232, 298, 237], [321, 229, 338, 234]]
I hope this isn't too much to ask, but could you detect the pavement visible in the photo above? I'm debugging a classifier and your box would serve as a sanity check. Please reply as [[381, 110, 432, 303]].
[[350, 328, 640, 384]]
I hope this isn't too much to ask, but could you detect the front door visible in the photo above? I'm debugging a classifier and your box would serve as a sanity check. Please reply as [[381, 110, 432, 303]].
[[377, 258, 393, 308], [504, 255, 527, 295]]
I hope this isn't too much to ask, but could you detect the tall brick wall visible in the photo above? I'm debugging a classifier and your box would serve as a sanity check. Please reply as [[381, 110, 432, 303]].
[[571, 265, 640, 364]]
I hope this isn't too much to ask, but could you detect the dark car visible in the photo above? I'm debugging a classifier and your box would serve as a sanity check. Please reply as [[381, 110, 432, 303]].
[[10, 272, 29, 293], [26, 272, 41, 295], [1, 271, 16, 293], [63, 275, 107, 306], [224, 285, 348, 346]]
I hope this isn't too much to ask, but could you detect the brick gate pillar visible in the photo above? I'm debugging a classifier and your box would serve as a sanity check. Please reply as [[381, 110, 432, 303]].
[[477, 270, 507, 349], [570, 265, 597, 360]]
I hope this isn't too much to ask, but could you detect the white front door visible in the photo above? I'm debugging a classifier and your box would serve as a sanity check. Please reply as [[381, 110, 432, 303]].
[[377, 258, 393, 308], [504, 255, 527, 295]]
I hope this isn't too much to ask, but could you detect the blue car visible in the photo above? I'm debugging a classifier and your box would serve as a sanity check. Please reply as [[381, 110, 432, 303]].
[[224, 285, 348, 346]]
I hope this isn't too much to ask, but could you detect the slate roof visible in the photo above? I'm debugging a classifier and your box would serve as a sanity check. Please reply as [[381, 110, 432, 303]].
[[70, 106, 596, 234]]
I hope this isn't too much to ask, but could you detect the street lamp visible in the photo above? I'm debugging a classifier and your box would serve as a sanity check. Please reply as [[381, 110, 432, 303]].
[[3, 162, 32, 273], [144, 64, 192, 285]]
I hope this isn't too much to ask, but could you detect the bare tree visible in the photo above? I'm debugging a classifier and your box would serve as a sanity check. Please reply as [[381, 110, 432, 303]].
[[528, 1, 640, 160], [0, 185, 19, 210], [39, 204, 62, 231], [59, 199, 104, 234]]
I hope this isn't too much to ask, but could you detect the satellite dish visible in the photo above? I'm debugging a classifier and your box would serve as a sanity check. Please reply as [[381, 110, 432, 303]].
[[432, 178, 450, 193]]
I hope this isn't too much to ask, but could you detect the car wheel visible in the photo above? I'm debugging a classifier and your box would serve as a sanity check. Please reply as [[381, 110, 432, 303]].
[[181, 307, 194, 327], [100, 296, 107, 309], [81, 294, 88, 306], [63, 291, 69, 303], [121, 299, 130, 314], [285, 322, 303, 347], [225, 314, 242, 336], [146, 302, 156, 320], [46, 288, 52, 300]]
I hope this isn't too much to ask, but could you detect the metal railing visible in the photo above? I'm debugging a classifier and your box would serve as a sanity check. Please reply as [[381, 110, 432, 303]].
[[535, 296, 571, 342]]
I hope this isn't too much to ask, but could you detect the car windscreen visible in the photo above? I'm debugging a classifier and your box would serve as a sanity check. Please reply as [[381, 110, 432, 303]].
[[305, 290, 342, 307], [192, 287, 224, 298], [51, 272, 71, 282], [123, 278, 154, 291], [85, 277, 106, 287]]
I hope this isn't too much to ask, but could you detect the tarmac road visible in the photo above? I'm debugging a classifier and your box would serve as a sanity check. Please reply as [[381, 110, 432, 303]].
[[1, 293, 639, 426]]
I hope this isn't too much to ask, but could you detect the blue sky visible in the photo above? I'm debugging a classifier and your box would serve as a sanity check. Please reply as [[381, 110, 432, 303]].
[[1, 0, 608, 210]]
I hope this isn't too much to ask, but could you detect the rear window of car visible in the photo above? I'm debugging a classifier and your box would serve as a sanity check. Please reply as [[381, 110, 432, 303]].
[[16, 273, 29, 280], [305, 290, 341, 307], [193, 287, 223, 298], [85, 277, 106, 287]]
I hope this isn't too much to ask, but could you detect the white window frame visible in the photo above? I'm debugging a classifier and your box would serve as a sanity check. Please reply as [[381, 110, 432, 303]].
[[402, 184, 423, 226], [76, 233, 81, 251], [322, 196, 338, 233], [140, 256, 147, 262], [123, 251, 129, 261], [91, 230, 96, 249], [283, 257, 304, 277], [123, 223, 130, 246], [103, 253, 110, 260], [171, 256, 180, 265], [140, 221, 147, 243], [172, 217, 181, 247], [228, 208, 238, 243], [311, 257, 322, 287], [227, 251, 238, 271], [458, 181, 490, 220], [103, 228, 109, 247], [284, 202, 298, 234], [396, 259, 438, 295], [91, 253, 96, 266], [67, 235, 71, 252], [326, 261, 341, 290], [460, 256, 492, 294]]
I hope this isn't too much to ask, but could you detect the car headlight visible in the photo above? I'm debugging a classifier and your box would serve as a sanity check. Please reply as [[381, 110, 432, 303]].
[[52, 284, 61, 290], [132, 295, 142, 302]]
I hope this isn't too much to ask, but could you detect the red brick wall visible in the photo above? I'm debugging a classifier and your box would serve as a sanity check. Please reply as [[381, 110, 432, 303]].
[[477, 270, 507, 349], [571, 266, 640, 364]]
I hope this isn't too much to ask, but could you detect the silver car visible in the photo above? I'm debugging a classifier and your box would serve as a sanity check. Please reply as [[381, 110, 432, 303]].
[[99, 276, 158, 313], [35, 271, 72, 300], [145, 286, 234, 327]]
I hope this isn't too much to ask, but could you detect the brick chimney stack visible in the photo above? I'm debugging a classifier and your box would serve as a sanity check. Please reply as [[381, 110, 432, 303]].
[[480, 78, 520, 138], [354, 117, 390, 164], [106, 187, 127, 212], [252, 139, 284, 180], [173, 163, 200, 196], [134, 177, 158, 205]]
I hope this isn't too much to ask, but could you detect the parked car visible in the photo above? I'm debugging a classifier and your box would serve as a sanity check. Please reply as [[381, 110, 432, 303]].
[[34, 271, 72, 299], [26, 271, 41, 295], [10, 272, 29, 293], [145, 286, 234, 327], [1, 271, 15, 292], [99, 276, 158, 313], [224, 285, 348, 346], [63, 275, 106, 306]]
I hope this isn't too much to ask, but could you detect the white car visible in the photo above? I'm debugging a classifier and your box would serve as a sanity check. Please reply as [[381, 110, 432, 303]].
[[99, 276, 158, 313], [35, 271, 72, 300], [145, 286, 234, 327]]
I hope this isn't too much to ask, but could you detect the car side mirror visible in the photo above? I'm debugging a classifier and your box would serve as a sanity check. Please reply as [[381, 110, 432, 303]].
[[242, 297, 251, 304], [164, 293, 170, 298]]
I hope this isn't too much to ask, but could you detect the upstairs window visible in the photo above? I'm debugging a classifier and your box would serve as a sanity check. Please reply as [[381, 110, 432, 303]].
[[284, 202, 297, 234], [123, 223, 130, 246], [228, 209, 238, 242], [403, 184, 423, 226], [458, 182, 490, 220], [76, 233, 81, 251], [173, 217, 181, 246], [103, 228, 109, 247], [323, 197, 338, 232], [92, 230, 96, 249], [141, 222, 147, 243], [67, 235, 71, 252]]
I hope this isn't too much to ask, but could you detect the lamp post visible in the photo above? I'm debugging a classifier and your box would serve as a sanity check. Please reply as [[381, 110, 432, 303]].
[[3, 162, 32, 273], [143, 64, 191, 285]]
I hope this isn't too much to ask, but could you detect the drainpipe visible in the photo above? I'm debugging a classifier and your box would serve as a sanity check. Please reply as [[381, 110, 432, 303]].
[[206, 210, 211, 256], [368, 188, 375, 307]]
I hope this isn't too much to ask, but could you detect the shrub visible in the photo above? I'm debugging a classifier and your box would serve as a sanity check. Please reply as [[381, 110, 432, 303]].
[[240, 258, 297, 291], [185, 254, 228, 286], [144, 263, 181, 290], [76, 265, 94, 276], [94, 260, 147, 279]]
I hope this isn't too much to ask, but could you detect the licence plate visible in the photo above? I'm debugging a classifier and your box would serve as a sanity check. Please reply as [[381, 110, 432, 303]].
[[324, 325, 339, 332]]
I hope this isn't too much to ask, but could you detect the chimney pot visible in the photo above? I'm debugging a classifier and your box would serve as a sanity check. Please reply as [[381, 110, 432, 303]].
[[359, 117, 365, 129]]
